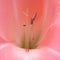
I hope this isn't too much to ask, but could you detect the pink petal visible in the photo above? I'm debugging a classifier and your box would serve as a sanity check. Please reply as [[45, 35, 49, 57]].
[[39, 21, 60, 52], [0, 44, 60, 60], [37, 0, 60, 59], [38, 0, 60, 53]]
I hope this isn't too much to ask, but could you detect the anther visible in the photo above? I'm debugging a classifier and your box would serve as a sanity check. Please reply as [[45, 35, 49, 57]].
[[30, 12, 37, 24], [23, 24, 26, 27]]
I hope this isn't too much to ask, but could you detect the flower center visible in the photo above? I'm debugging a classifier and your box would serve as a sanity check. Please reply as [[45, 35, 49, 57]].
[[20, 12, 40, 49]]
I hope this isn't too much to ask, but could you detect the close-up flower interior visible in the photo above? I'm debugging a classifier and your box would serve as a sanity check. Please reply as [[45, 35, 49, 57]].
[[0, 0, 60, 60]]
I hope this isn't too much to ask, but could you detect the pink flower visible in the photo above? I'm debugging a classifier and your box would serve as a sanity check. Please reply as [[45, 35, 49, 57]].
[[0, 0, 60, 60]]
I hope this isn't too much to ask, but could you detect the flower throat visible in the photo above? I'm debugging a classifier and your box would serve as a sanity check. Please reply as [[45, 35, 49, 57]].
[[20, 12, 40, 49]]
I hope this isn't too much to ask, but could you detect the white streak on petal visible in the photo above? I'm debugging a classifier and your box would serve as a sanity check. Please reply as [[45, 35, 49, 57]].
[[47, 47, 60, 56], [0, 43, 10, 50]]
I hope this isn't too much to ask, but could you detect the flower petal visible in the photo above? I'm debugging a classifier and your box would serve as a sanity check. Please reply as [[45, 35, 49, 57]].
[[0, 44, 60, 60]]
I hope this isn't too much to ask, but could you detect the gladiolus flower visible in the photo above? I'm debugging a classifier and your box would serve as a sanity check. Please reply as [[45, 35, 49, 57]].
[[0, 0, 60, 60]]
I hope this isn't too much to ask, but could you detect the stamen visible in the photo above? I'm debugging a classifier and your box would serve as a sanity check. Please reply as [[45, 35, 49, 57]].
[[21, 12, 39, 49], [30, 12, 37, 24], [22, 25, 30, 49]]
